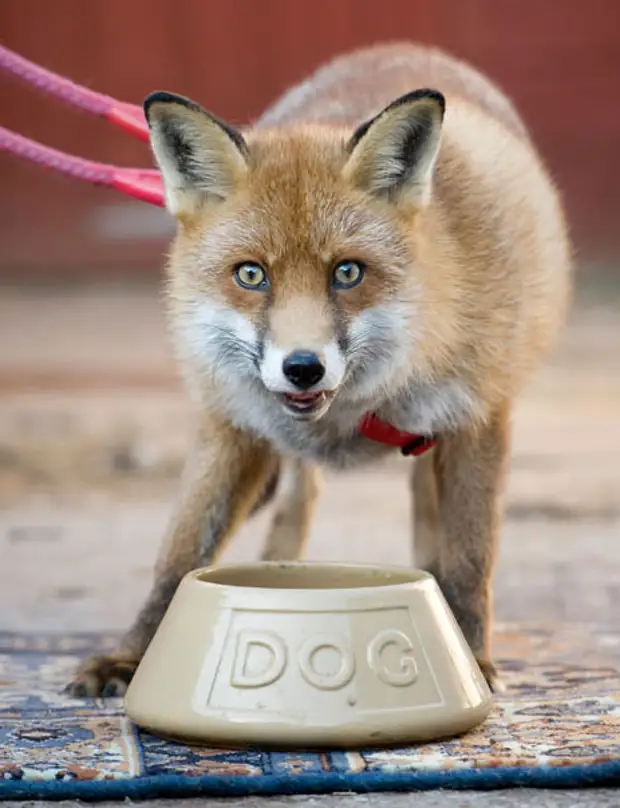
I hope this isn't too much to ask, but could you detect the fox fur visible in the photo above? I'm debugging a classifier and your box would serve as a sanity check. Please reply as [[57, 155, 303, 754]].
[[68, 42, 572, 697]]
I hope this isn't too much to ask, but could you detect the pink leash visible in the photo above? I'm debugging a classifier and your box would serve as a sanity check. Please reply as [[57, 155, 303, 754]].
[[0, 126, 164, 206], [0, 45, 164, 206], [0, 45, 148, 141]]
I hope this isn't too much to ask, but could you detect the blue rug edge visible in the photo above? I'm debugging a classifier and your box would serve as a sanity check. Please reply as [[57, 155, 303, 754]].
[[2, 761, 619, 800]]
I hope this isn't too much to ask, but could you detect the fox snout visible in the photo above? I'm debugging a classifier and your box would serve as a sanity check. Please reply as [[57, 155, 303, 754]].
[[282, 351, 325, 389], [259, 294, 347, 407], [260, 341, 346, 395], [259, 341, 346, 419]]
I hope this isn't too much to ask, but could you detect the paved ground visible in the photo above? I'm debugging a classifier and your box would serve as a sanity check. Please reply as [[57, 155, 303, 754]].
[[2, 792, 620, 808], [1, 271, 619, 806]]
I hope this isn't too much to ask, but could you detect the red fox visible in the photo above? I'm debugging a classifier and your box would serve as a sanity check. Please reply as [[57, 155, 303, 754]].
[[67, 42, 571, 696]]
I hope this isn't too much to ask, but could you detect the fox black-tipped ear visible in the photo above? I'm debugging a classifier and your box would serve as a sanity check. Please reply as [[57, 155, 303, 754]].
[[343, 89, 445, 207], [143, 91, 249, 217]]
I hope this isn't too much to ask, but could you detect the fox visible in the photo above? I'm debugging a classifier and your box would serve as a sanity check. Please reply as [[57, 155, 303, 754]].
[[67, 41, 571, 697]]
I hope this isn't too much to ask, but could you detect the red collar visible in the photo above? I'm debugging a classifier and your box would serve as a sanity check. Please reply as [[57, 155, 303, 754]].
[[359, 413, 437, 457]]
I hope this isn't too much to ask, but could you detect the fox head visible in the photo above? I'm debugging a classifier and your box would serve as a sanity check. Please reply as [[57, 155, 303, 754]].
[[144, 88, 446, 422]]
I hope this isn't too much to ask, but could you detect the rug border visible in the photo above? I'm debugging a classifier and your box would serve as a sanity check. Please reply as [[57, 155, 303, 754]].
[[1, 761, 619, 800]]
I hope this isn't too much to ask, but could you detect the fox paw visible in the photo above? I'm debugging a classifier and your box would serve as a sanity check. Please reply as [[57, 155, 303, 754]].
[[64, 654, 140, 698], [476, 658, 505, 693]]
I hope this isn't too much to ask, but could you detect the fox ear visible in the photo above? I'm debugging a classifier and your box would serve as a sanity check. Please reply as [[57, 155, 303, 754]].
[[343, 89, 445, 207], [143, 91, 249, 218]]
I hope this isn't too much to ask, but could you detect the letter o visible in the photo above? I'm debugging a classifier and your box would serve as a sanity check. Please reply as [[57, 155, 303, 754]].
[[298, 635, 355, 691]]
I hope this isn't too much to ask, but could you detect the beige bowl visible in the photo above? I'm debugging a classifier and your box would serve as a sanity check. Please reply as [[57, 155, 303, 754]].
[[124, 562, 493, 748]]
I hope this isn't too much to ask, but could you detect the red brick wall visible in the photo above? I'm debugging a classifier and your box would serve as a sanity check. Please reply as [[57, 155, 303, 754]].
[[1, 0, 619, 277]]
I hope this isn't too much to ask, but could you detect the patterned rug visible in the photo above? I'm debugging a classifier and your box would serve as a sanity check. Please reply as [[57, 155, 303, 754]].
[[1, 625, 619, 800]]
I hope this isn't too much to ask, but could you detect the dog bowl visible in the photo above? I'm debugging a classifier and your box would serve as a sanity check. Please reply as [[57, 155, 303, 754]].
[[124, 562, 493, 748]]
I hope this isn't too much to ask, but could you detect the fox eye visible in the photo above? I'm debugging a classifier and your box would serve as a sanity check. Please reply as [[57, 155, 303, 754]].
[[234, 262, 268, 290], [332, 260, 365, 289]]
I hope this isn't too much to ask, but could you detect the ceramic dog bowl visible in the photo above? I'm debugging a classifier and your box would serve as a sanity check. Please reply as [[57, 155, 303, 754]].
[[124, 562, 493, 748]]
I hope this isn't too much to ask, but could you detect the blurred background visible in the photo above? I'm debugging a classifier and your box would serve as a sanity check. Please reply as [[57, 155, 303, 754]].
[[1, 1, 619, 635], [2, 0, 620, 277]]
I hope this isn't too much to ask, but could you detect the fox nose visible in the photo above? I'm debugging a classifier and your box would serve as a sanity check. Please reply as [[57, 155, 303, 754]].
[[282, 350, 325, 389]]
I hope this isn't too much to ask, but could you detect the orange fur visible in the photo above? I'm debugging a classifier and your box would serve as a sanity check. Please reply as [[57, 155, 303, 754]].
[[67, 42, 571, 697]]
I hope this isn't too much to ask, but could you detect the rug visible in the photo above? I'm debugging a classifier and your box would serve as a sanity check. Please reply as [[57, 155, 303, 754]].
[[1, 625, 619, 800]]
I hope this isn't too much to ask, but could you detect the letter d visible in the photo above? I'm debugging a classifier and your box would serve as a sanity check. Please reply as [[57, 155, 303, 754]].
[[230, 630, 287, 688]]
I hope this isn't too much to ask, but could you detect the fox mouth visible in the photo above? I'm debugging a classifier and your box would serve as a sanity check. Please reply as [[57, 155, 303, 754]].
[[280, 391, 330, 419]]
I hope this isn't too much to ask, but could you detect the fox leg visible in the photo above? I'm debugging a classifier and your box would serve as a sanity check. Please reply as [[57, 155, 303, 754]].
[[411, 405, 510, 692], [261, 458, 321, 561], [65, 419, 277, 697], [411, 449, 441, 571]]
